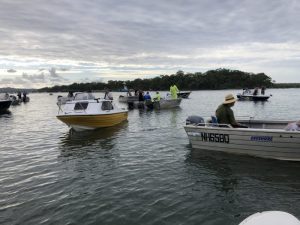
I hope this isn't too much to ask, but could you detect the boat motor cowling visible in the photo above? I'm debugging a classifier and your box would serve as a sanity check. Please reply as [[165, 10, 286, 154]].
[[186, 116, 204, 125]]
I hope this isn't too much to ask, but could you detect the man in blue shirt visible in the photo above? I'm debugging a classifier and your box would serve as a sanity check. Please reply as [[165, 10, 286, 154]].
[[144, 92, 151, 101]]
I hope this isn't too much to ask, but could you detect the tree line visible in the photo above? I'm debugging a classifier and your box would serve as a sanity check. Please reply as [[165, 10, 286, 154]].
[[38, 68, 277, 92]]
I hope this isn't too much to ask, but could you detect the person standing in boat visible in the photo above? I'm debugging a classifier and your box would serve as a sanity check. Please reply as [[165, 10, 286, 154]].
[[104, 89, 113, 100], [170, 84, 179, 99], [261, 86, 266, 95], [22, 92, 27, 102], [215, 94, 247, 128], [17, 91, 22, 100], [253, 87, 259, 95]]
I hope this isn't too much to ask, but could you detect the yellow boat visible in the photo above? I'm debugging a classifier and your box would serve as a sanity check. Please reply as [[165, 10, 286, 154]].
[[57, 92, 128, 131]]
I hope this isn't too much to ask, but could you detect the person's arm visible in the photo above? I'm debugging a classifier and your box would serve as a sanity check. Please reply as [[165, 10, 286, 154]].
[[227, 108, 239, 127], [227, 108, 247, 128]]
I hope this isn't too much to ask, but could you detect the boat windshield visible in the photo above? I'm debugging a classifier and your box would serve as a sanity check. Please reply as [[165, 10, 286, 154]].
[[74, 102, 89, 110], [74, 92, 95, 100], [101, 101, 114, 110]]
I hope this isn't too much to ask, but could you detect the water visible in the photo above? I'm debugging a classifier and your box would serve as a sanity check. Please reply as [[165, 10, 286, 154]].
[[1, 89, 300, 225]]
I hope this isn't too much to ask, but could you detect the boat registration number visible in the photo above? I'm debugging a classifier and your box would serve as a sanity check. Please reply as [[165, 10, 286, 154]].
[[200, 132, 230, 143]]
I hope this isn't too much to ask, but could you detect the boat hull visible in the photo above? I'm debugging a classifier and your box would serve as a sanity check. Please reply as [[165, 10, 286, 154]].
[[153, 98, 182, 109], [177, 91, 191, 98], [237, 94, 270, 101], [184, 125, 300, 161], [57, 112, 128, 130], [0, 100, 12, 113]]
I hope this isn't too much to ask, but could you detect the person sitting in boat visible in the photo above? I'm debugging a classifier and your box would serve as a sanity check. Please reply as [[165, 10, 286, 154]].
[[216, 94, 248, 128], [104, 90, 113, 100], [143, 92, 151, 101], [138, 90, 144, 101], [284, 121, 300, 131], [242, 88, 250, 94], [153, 91, 161, 102]]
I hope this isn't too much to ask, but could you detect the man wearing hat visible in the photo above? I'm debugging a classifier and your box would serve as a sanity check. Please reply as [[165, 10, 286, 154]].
[[216, 94, 247, 128]]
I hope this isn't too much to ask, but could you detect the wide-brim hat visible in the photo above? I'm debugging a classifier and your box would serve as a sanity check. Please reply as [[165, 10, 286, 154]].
[[223, 93, 236, 104]]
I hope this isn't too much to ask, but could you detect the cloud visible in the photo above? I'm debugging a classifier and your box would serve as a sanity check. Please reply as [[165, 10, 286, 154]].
[[0, 0, 300, 86], [21, 72, 46, 83]]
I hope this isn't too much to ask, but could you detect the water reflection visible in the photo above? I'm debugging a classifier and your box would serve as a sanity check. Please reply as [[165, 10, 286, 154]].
[[0, 110, 11, 117], [170, 108, 181, 126], [59, 123, 128, 158], [185, 148, 300, 191]]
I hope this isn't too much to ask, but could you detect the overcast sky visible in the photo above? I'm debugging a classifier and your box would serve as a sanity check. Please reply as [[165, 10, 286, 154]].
[[0, 0, 300, 88]]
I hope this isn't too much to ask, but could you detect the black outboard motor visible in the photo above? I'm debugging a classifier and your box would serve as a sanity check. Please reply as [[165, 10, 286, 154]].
[[186, 115, 205, 125]]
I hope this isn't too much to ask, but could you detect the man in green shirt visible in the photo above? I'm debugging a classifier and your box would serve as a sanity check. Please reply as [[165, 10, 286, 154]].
[[153, 91, 161, 101], [170, 84, 179, 99], [216, 94, 247, 128]]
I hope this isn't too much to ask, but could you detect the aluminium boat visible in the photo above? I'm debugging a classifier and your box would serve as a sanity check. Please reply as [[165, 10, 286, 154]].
[[184, 117, 300, 161]]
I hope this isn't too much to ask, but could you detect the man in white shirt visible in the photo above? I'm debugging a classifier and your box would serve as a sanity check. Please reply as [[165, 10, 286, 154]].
[[104, 90, 113, 100], [284, 121, 300, 131]]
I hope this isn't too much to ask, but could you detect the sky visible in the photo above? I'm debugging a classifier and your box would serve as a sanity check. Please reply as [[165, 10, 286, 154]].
[[0, 0, 300, 88]]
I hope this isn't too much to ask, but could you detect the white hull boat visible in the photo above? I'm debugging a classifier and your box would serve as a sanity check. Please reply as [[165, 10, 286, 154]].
[[0, 93, 12, 112], [237, 93, 271, 101], [184, 118, 300, 161]]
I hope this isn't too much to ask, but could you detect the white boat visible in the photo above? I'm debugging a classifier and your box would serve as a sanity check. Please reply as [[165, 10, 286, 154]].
[[0, 93, 12, 112], [237, 89, 271, 101], [237, 93, 271, 101], [57, 92, 128, 131], [177, 91, 192, 98], [184, 117, 300, 161]]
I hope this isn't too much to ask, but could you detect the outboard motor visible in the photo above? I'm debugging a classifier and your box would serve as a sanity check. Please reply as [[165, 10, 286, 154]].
[[186, 115, 204, 125]]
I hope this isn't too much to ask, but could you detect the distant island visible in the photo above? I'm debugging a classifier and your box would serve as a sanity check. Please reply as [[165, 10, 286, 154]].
[[38, 69, 275, 92], [1, 69, 300, 93]]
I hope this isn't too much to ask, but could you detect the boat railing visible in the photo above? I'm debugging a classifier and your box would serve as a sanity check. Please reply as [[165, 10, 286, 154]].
[[189, 122, 232, 128]]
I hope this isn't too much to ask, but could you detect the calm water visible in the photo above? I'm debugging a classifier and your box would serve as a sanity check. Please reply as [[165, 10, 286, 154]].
[[1, 89, 300, 225]]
